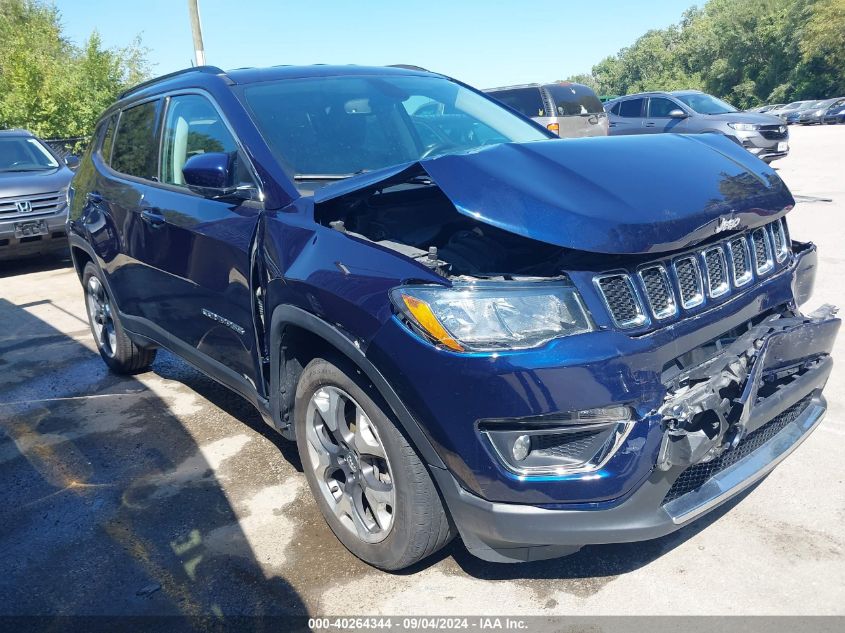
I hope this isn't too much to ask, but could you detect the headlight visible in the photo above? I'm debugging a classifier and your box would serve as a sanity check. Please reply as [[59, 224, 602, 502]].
[[390, 281, 593, 352], [59, 186, 70, 208], [728, 122, 760, 131]]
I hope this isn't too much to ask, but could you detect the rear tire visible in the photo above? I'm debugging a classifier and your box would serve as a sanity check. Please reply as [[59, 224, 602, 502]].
[[82, 262, 156, 373], [294, 357, 453, 570]]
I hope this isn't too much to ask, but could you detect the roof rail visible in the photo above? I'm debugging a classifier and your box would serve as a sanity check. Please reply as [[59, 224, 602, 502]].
[[387, 64, 430, 73], [118, 65, 228, 100]]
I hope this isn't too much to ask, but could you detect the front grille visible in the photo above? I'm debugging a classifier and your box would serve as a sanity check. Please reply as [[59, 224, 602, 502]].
[[0, 191, 64, 219], [594, 220, 789, 329], [596, 274, 646, 327], [663, 394, 813, 504], [759, 125, 787, 140], [639, 265, 676, 319]]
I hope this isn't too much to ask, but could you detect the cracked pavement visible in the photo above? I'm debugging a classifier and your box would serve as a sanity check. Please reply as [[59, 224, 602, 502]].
[[0, 125, 843, 616]]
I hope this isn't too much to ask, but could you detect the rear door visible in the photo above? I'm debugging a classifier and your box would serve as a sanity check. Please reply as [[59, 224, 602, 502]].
[[643, 96, 688, 134], [608, 98, 645, 135], [543, 84, 608, 137]]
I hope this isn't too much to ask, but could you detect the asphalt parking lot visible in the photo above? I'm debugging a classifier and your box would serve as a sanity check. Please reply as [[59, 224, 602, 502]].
[[1, 125, 843, 617]]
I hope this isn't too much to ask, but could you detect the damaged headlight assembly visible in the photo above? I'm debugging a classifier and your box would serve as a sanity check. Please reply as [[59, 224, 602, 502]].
[[479, 407, 635, 477], [390, 280, 593, 352]]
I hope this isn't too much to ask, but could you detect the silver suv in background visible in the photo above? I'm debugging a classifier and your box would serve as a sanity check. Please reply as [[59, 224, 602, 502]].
[[0, 129, 76, 260], [485, 82, 608, 137], [605, 90, 789, 163]]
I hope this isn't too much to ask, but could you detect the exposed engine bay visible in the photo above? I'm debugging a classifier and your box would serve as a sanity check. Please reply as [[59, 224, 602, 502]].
[[316, 179, 574, 278]]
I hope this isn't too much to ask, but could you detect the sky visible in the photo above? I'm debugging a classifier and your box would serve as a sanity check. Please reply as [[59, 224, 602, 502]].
[[55, 0, 696, 89]]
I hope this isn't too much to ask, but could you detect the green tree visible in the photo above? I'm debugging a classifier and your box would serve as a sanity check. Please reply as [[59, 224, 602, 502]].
[[0, 0, 149, 144]]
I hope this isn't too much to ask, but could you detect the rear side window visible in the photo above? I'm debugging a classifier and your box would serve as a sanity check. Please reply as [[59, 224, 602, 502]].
[[545, 84, 604, 116], [160, 94, 249, 187], [618, 98, 645, 118], [647, 97, 679, 118], [111, 100, 160, 179], [489, 88, 546, 118]]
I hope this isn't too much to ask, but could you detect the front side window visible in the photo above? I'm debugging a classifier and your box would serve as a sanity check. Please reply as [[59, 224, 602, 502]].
[[647, 97, 680, 118], [618, 98, 645, 118], [0, 137, 59, 172], [111, 100, 160, 179], [241, 75, 548, 180], [675, 93, 737, 115], [160, 94, 249, 188]]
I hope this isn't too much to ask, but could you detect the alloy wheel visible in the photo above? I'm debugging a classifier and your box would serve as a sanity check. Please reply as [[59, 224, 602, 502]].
[[305, 385, 395, 543], [86, 276, 117, 358]]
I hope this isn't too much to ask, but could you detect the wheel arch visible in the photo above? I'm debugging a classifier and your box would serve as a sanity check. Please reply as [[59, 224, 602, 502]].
[[268, 304, 446, 470]]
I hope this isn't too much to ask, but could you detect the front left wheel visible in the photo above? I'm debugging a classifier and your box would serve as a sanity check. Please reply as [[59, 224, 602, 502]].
[[294, 357, 453, 570], [82, 262, 156, 373]]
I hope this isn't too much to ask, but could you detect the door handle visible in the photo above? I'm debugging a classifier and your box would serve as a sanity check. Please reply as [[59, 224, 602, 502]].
[[140, 207, 165, 228], [645, 122, 656, 127]]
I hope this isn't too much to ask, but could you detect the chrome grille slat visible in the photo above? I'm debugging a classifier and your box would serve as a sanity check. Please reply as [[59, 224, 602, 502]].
[[703, 247, 729, 297], [770, 218, 788, 263], [674, 257, 704, 309], [595, 274, 648, 329], [639, 265, 677, 319], [727, 236, 752, 287], [752, 228, 774, 274]]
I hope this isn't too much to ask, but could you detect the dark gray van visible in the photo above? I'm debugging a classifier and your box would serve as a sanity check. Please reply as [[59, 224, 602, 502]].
[[485, 82, 608, 137]]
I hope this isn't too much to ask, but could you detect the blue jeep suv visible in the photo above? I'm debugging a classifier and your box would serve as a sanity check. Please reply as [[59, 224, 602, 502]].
[[68, 65, 839, 570]]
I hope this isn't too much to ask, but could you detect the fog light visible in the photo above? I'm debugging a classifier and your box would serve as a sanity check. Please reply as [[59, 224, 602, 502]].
[[512, 435, 531, 461]]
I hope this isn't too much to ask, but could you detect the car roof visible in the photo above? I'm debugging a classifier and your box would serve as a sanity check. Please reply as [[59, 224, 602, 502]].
[[116, 63, 439, 103], [485, 82, 593, 92], [0, 128, 35, 138]]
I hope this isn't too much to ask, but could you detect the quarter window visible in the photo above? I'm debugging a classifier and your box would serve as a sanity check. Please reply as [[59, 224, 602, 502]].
[[160, 94, 249, 188], [99, 116, 116, 164], [618, 98, 645, 118], [111, 101, 160, 179]]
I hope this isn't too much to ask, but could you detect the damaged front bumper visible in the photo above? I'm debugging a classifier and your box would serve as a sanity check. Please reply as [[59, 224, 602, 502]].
[[431, 304, 840, 563]]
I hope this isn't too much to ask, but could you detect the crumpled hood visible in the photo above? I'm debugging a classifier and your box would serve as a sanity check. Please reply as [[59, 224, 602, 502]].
[[314, 133, 794, 255]]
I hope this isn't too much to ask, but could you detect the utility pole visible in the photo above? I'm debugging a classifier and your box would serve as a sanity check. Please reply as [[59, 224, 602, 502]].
[[187, 0, 206, 66]]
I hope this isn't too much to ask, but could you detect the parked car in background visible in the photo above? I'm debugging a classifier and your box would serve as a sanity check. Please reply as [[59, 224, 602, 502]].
[[68, 64, 838, 570], [485, 82, 608, 137], [605, 90, 789, 162], [768, 100, 814, 120], [746, 103, 783, 113], [799, 97, 845, 125], [0, 129, 77, 261], [823, 101, 845, 124], [786, 100, 826, 124]]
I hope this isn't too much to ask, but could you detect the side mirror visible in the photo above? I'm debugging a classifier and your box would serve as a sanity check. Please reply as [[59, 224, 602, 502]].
[[65, 154, 80, 170], [669, 109, 688, 119], [182, 152, 235, 196]]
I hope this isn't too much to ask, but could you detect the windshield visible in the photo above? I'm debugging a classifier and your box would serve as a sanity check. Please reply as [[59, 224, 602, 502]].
[[0, 137, 59, 172], [674, 93, 738, 115], [545, 84, 604, 116], [240, 75, 549, 179]]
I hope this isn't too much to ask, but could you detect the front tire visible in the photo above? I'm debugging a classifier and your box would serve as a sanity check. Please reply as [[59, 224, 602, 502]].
[[82, 262, 156, 373], [294, 357, 453, 570]]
